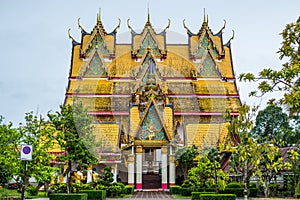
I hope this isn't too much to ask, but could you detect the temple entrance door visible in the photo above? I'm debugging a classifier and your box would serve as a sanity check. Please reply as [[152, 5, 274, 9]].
[[142, 148, 162, 189]]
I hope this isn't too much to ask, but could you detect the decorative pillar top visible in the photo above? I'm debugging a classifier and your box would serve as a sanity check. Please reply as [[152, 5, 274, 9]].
[[128, 154, 135, 162], [169, 155, 176, 163], [161, 146, 168, 154], [136, 146, 143, 154]]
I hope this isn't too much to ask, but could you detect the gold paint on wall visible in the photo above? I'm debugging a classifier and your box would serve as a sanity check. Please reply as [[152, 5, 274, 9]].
[[93, 123, 119, 151]]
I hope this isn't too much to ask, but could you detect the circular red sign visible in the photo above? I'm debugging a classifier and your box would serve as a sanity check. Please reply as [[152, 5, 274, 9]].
[[23, 146, 31, 154]]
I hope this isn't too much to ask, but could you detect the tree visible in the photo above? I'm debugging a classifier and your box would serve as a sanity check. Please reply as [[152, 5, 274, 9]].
[[239, 17, 300, 114], [258, 141, 290, 197], [47, 103, 98, 193], [18, 112, 58, 189], [0, 116, 20, 187], [175, 145, 199, 180], [252, 104, 291, 145], [188, 149, 229, 192], [287, 148, 300, 196], [226, 104, 263, 199]]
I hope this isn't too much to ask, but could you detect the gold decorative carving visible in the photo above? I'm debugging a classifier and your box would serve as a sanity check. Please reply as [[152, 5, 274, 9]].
[[134, 140, 169, 147], [169, 155, 176, 163], [136, 146, 143, 154], [128, 154, 135, 162], [161, 146, 168, 154]]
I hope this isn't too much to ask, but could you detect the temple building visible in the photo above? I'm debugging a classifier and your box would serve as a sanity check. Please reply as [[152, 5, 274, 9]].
[[64, 11, 240, 190]]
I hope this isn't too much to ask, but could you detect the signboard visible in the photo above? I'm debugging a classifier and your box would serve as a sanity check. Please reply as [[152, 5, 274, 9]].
[[20, 144, 33, 161]]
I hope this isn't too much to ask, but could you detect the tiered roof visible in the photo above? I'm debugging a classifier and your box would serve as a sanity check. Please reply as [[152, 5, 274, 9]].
[[65, 11, 241, 151]]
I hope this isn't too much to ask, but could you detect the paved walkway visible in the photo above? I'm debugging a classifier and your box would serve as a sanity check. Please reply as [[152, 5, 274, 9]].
[[26, 194, 299, 200], [107, 191, 173, 200]]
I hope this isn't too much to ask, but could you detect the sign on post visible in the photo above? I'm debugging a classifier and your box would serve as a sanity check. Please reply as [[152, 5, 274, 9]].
[[20, 144, 33, 161]]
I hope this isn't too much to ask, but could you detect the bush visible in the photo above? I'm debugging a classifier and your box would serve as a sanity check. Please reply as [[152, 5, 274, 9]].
[[249, 187, 258, 197], [200, 194, 236, 200], [80, 190, 106, 200], [181, 187, 192, 196], [49, 193, 88, 200], [50, 183, 67, 193], [70, 183, 94, 193], [249, 182, 257, 188], [222, 188, 244, 197], [226, 182, 242, 188], [195, 187, 216, 192], [26, 185, 39, 196], [191, 192, 215, 200], [169, 185, 181, 194], [295, 180, 300, 198], [123, 185, 134, 194]]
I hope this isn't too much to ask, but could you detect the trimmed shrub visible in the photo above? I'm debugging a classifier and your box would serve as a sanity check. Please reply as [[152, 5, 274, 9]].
[[50, 183, 67, 193], [123, 185, 134, 194], [226, 182, 242, 188], [249, 187, 258, 197], [222, 188, 244, 197], [49, 193, 88, 200], [200, 194, 236, 200], [195, 187, 216, 192], [191, 192, 215, 200], [26, 185, 38, 196], [249, 182, 257, 188], [295, 180, 300, 198], [80, 190, 106, 200], [169, 185, 181, 194], [181, 187, 192, 196]]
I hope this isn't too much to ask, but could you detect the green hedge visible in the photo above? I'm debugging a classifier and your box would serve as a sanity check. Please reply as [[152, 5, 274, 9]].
[[181, 187, 192, 196], [80, 190, 106, 200], [222, 188, 244, 197], [169, 185, 181, 194], [191, 192, 215, 200], [226, 182, 242, 188], [249, 187, 258, 197], [200, 194, 236, 200], [49, 193, 88, 200], [123, 185, 134, 194], [195, 187, 216, 192]]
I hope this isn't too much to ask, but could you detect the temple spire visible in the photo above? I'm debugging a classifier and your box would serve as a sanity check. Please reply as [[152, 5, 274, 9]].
[[204, 8, 208, 23], [97, 8, 101, 22], [145, 6, 152, 28]]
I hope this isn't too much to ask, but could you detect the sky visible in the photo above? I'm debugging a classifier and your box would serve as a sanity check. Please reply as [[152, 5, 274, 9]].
[[0, 0, 299, 125]]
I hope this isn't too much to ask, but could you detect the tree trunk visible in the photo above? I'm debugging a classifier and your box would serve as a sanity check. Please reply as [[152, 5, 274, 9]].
[[66, 160, 72, 193], [264, 178, 269, 197]]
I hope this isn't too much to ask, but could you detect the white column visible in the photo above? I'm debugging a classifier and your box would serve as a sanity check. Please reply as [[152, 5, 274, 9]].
[[86, 169, 93, 183], [112, 164, 118, 182], [169, 155, 176, 186], [161, 146, 168, 190], [128, 154, 135, 186], [136, 146, 143, 190]]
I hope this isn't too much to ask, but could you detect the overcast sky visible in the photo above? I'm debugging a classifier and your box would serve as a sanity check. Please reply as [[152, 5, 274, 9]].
[[0, 0, 299, 125]]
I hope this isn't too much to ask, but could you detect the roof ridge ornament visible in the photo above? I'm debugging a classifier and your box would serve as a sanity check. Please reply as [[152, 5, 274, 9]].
[[68, 28, 79, 45], [110, 18, 121, 34], [162, 19, 171, 33], [183, 19, 193, 35], [78, 18, 88, 35], [218, 19, 226, 34], [225, 30, 235, 47], [127, 19, 136, 34]]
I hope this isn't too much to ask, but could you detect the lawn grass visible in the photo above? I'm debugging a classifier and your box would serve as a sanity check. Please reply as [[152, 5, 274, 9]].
[[0, 188, 48, 199], [172, 194, 192, 199]]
